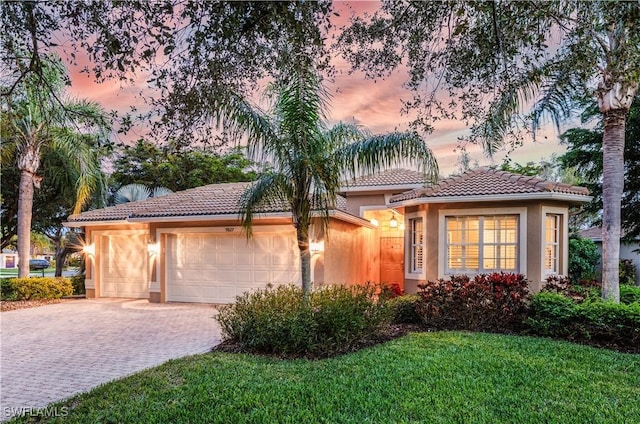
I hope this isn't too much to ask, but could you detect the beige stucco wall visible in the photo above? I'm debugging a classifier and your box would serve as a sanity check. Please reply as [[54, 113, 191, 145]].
[[322, 219, 379, 285], [403, 200, 573, 294], [344, 193, 387, 216]]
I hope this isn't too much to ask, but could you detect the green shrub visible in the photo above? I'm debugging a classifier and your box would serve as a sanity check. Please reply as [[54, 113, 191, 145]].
[[1, 277, 17, 300], [386, 294, 421, 324], [541, 275, 601, 302], [70, 274, 86, 295], [619, 259, 637, 286], [525, 292, 577, 337], [216, 284, 389, 357], [1, 277, 73, 300], [526, 292, 640, 351], [415, 273, 530, 332], [620, 284, 640, 305], [568, 236, 600, 283]]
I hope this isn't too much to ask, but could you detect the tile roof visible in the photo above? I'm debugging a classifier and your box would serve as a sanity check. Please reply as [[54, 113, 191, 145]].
[[342, 168, 427, 188], [579, 227, 638, 240], [68, 182, 349, 223], [390, 167, 590, 203], [578, 227, 603, 240]]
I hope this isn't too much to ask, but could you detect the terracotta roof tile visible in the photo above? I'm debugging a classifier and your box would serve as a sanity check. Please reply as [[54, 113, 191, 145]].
[[342, 168, 427, 188], [68, 182, 348, 222], [390, 167, 590, 202]]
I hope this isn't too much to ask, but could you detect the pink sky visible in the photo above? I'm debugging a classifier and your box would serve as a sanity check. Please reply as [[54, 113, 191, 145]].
[[67, 1, 569, 176]]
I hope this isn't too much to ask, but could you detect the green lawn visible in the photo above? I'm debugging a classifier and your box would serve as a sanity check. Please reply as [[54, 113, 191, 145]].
[[12, 332, 639, 423], [0, 267, 72, 278]]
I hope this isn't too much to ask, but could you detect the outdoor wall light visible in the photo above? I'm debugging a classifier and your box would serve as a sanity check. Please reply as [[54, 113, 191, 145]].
[[309, 240, 325, 255], [82, 243, 95, 256], [389, 215, 398, 228], [370, 218, 379, 227]]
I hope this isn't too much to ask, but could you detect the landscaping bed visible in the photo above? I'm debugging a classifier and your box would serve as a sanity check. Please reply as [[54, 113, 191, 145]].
[[0, 298, 74, 312]]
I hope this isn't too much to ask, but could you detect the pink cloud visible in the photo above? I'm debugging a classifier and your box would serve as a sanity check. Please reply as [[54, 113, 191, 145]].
[[59, 0, 567, 175]]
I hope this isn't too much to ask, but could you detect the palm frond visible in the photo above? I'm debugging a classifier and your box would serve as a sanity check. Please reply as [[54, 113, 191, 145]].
[[324, 121, 369, 151], [114, 183, 151, 205], [528, 58, 585, 134], [152, 187, 173, 198], [333, 131, 439, 183], [239, 172, 293, 238], [50, 128, 106, 214], [475, 68, 545, 156]]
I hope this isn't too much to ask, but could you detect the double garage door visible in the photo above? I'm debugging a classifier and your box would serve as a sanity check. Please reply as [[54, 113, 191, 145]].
[[166, 231, 301, 303]]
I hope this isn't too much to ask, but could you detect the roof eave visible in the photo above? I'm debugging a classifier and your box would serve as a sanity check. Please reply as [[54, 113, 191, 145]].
[[390, 192, 593, 207], [127, 211, 291, 223], [325, 210, 376, 229], [64, 219, 132, 228]]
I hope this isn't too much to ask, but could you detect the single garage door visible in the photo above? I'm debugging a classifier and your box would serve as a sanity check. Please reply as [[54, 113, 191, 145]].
[[100, 234, 149, 298], [166, 231, 300, 303]]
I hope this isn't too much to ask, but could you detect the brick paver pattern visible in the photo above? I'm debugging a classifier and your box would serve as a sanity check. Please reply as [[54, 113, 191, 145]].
[[0, 299, 220, 421]]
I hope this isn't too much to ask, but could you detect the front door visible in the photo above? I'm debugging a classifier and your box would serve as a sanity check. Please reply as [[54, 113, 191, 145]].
[[380, 237, 404, 286]]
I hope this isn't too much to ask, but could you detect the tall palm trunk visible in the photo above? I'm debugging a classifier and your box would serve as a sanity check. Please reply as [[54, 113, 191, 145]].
[[296, 225, 311, 296], [16, 140, 41, 278], [17, 169, 35, 277], [601, 109, 626, 302]]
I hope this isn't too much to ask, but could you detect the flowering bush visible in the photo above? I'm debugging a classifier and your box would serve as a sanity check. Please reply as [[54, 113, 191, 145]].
[[415, 273, 530, 331]]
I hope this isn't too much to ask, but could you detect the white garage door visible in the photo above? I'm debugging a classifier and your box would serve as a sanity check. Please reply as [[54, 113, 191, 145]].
[[100, 234, 149, 298], [166, 231, 301, 303]]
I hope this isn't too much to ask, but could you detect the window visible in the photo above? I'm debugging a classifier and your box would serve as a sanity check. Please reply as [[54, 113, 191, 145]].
[[410, 218, 424, 273], [445, 215, 518, 274], [544, 214, 560, 275]]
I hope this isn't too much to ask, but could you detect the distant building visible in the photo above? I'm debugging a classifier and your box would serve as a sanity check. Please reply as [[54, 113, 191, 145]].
[[579, 227, 640, 285]]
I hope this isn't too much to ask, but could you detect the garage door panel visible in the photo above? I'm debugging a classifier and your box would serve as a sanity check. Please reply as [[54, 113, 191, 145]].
[[235, 253, 253, 266], [100, 234, 148, 298], [167, 232, 300, 303], [216, 253, 233, 265], [254, 270, 271, 283]]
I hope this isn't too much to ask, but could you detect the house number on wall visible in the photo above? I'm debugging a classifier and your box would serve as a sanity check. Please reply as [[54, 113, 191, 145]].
[[225, 228, 235, 232]]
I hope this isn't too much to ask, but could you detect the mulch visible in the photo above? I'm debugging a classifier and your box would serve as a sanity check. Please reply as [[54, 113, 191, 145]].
[[0, 298, 75, 312], [212, 323, 426, 360]]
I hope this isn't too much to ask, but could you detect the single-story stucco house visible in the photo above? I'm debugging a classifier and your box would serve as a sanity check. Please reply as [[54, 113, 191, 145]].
[[65, 167, 591, 303]]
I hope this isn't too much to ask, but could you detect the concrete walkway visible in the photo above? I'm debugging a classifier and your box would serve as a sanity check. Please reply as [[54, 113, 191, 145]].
[[0, 299, 220, 421]]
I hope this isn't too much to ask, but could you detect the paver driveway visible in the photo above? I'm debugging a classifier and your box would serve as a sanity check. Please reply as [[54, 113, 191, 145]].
[[1, 298, 220, 421]]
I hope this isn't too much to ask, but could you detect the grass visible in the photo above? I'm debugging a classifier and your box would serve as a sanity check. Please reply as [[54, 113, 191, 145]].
[[0, 267, 75, 278], [11, 332, 640, 423]]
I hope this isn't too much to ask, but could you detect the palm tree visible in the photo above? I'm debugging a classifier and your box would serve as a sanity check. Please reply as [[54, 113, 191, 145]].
[[232, 68, 438, 295], [3, 56, 110, 277], [112, 184, 173, 205]]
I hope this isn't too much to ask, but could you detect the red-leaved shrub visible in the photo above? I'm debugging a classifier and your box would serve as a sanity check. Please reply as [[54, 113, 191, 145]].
[[541, 275, 600, 303], [415, 273, 529, 332]]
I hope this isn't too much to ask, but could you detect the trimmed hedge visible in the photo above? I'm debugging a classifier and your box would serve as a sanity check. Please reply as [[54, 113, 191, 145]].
[[386, 294, 422, 324], [415, 273, 529, 332], [216, 284, 389, 357], [621, 284, 640, 305], [0, 277, 73, 300], [526, 292, 640, 352], [70, 274, 86, 295]]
